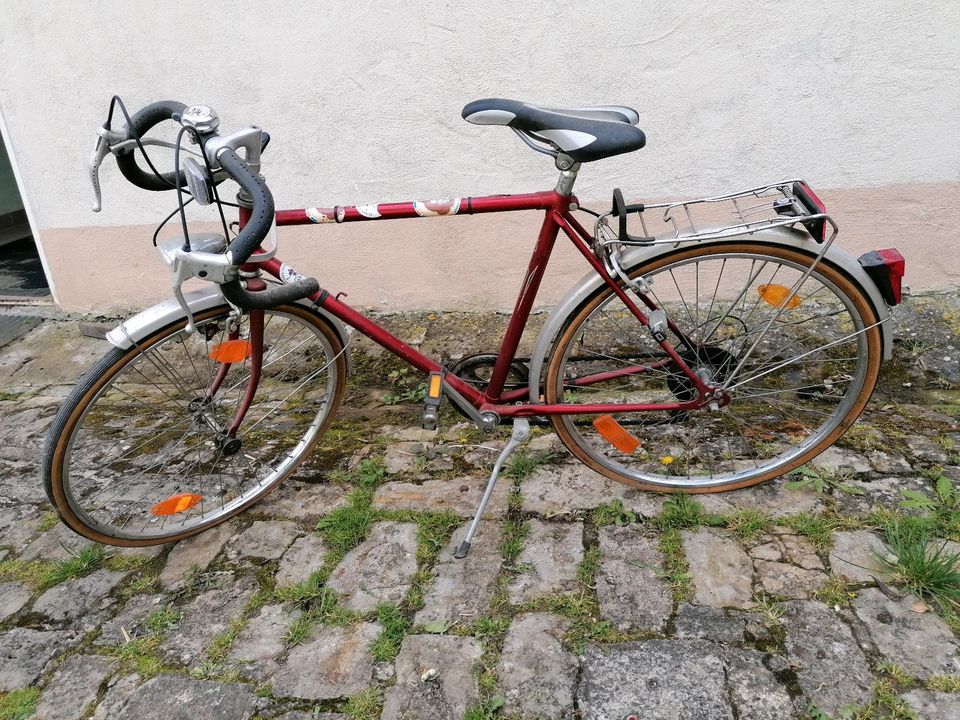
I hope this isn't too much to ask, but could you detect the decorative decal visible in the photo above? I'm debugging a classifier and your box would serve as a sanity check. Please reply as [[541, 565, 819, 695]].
[[279, 263, 305, 284], [305, 207, 334, 223], [412, 198, 462, 217], [335, 206, 346, 222], [356, 204, 382, 219]]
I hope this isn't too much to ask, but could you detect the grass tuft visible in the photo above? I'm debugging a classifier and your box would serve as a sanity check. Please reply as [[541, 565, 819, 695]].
[[654, 494, 723, 531], [344, 688, 382, 720], [504, 450, 559, 481], [316, 488, 377, 553], [658, 528, 693, 601], [0, 688, 40, 720], [878, 521, 960, 616], [370, 603, 408, 662], [41, 545, 106, 587], [724, 508, 772, 542], [926, 674, 960, 693], [814, 574, 856, 608]]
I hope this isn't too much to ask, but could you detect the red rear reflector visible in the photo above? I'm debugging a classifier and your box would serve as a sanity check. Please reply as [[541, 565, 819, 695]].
[[593, 415, 641, 454], [209, 339, 251, 363], [857, 248, 905, 306], [151, 493, 202, 516]]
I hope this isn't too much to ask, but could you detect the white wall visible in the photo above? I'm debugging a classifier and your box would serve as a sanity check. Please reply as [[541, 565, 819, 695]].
[[1, 0, 958, 310]]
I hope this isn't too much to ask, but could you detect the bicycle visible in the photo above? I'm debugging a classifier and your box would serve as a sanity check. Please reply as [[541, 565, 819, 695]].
[[43, 97, 905, 555]]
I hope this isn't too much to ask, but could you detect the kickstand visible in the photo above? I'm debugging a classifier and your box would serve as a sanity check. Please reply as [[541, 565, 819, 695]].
[[454, 418, 530, 559]]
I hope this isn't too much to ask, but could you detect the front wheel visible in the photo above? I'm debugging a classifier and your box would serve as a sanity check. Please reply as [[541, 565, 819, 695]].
[[545, 242, 883, 492], [43, 304, 346, 545]]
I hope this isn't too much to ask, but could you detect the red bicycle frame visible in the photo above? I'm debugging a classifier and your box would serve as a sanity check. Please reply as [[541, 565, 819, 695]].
[[239, 184, 718, 422]]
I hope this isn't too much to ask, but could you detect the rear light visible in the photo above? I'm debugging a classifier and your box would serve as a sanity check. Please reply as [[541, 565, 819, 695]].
[[857, 248, 905, 306], [792, 182, 828, 243]]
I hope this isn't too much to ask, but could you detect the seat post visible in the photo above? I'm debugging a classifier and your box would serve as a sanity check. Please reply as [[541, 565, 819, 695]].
[[555, 163, 581, 197]]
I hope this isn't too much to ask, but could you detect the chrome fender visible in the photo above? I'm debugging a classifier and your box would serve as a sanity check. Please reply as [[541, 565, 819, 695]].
[[105, 285, 353, 373], [526, 226, 893, 400]]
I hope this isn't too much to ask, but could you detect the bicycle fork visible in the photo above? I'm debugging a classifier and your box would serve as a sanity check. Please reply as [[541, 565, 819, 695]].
[[455, 418, 531, 559]]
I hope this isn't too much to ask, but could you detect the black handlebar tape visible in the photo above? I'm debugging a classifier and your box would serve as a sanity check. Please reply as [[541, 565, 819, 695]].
[[219, 277, 321, 310], [216, 149, 274, 265], [216, 148, 319, 309], [115, 100, 188, 191]]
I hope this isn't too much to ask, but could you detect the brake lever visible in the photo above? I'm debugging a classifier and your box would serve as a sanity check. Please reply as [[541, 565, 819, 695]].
[[89, 124, 128, 212]]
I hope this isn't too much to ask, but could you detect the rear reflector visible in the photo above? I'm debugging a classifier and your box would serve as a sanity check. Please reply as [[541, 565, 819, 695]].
[[857, 248, 905, 306], [151, 493, 202, 516], [792, 182, 828, 243], [592, 414, 641, 454], [208, 339, 251, 363]]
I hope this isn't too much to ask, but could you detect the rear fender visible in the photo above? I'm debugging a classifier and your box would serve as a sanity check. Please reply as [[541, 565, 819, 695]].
[[105, 286, 353, 373], [526, 226, 894, 400]]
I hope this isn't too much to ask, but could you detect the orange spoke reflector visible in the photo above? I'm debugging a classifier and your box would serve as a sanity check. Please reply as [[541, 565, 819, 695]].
[[593, 414, 641, 454], [151, 493, 203, 516], [758, 284, 801, 309], [208, 339, 251, 363]]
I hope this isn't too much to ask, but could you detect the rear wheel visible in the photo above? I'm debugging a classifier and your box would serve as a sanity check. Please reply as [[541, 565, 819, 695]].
[[43, 304, 346, 544], [544, 242, 883, 492]]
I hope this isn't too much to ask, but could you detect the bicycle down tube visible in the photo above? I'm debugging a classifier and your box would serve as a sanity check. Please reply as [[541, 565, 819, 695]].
[[246, 186, 716, 419]]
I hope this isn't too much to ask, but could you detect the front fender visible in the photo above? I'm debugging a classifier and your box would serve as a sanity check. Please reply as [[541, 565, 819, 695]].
[[105, 285, 353, 373], [526, 226, 894, 400]]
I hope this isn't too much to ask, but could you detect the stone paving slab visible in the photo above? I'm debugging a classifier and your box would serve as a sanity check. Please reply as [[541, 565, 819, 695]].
[[159, 523, 233, 591], [159, 574, 257, 666], [0, 627, 77, 690], [94, 593, 165, 647], [382, 634, 483, 720], [683, 528, 754, 609], [497, 612, 576, 718], [254, 479, 349, 520], [275, 533, 330, 587], [903, 690, 960, 720], [34, 654, 113, 720], [851, 587, 960, 678], [579, 639, 791, 720], [414, 521, 501, 627], [520, 463, 665, 517], [270, 621, 380, 700], [782, 600, 874, 715], [373, 475, 510, 517], [33, 568, 128, 625], [507, 519, 583, 604], [110, 674, 257, 720], [225, 519, 300, 560], [0, 581, 31, 622], [829, 530, 889, 582], [596, 524, 672, 632], [326, 521, 418, 611], [696, 478, 823, 517], [228, 603, 299, 680]]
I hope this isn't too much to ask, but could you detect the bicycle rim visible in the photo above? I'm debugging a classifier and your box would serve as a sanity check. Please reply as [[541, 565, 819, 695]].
[[48, 304, 345, 543], [546, 243, 883, 491]]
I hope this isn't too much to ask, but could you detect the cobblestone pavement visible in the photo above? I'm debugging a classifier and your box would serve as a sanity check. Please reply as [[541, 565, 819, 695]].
[[0, 294, 958, 719]]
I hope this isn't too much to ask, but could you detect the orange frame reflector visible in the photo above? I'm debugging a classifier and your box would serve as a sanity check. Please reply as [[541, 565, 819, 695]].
[[592, 414, 641, 454], [151, 493, 203, 516], [428, 374, 443, 398], [758, 284, 801, 309], [208, 339, 251, 363]]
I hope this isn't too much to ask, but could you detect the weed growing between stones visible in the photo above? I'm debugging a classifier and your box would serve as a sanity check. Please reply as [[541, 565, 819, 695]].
[[0, 687, 40, 720], [849, 677, 918, 720], [786, 466, 864, 496], [781, 512, 837, 551], [593, 498, 638, 527], [723, 507, 773, 542], [900, 470, 960, 539], [343, 687, 382, 720], [657, 528, 693, 601], [0, 558, 54, 589], [814, 574, 856, 609], [504, 449, 560, 481], [369, 603, 408, 662], [40, 544, 106, 588], [926, 674, 960, 693], [463, 695, 506, 720], [653, 494, 723, 531], [37, 512, 58, 532], [877, 520, 960, 620]]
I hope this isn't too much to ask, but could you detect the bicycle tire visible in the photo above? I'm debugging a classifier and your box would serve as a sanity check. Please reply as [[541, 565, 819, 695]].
[[43, 303, 346, 545]]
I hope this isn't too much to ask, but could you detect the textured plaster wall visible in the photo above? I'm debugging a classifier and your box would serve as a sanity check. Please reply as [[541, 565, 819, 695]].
[[0, 1, 957, 309]]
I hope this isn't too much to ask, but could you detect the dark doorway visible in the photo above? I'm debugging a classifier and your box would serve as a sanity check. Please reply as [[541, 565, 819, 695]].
[[0, 136, 49, 299]]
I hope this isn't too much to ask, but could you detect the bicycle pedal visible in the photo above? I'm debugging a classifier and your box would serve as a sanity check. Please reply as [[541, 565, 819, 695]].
[[421, 371, 444, 431]]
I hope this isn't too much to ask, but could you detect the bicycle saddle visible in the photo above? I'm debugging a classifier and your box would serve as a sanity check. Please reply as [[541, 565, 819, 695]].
[[462, 98, 646, 163]]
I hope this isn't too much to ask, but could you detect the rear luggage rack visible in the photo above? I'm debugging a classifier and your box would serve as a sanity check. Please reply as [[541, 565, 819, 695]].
[[593, 179, 838, 288]]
